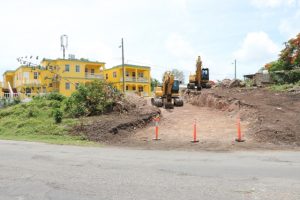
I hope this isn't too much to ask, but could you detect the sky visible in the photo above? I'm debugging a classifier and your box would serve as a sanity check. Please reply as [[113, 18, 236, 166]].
[[0, 0, 300, 82]]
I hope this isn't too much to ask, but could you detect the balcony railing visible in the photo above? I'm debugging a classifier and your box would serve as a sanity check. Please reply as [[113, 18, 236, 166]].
[[0, 92, 47, 100], [120, 77, 149, 83], [137, 77, 149, 83], [124, 91, 149, 97], [85, 73, 104, 79], [14, 80, 41, 88]]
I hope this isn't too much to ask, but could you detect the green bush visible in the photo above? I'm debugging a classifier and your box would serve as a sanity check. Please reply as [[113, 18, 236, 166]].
[[53, 109, 63, 123], [64, 80, 119, 117], [46, 93, 66, 102], [270, 70, 300, 84]]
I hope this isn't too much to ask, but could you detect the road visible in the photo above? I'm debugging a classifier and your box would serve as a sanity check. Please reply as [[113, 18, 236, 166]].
[[0, 140, 299, 200]]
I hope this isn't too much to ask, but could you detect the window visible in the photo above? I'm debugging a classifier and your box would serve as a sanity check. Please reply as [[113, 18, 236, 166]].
[[138, 72, 144, 78], [85, 68, 88, 73], [34, 72, 38, 79], [132, 86, 136, 91], [49, 83, 53, 87], [126, 71, 129, 77], [65, 82, 70, 90], [132, 72, 136, 77], [65, 64, 70, 72], [113, 72, 117, 78], [91, 69, 95, 75], [126, 85, 129, 91], [76, 65, 80, 72], [138, 86, 144, 92], [23, 72, 29, 80], [106, 74, 108, 80], [75, 83, 80, 89]]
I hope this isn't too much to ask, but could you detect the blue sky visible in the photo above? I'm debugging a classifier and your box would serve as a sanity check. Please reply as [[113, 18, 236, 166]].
[[0, 0, 299, 82]]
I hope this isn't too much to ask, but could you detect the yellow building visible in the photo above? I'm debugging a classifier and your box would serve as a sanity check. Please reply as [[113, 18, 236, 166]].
[[40, 58, 105, 96], [104, 64, 151, 96], [1, 58, 151, 98]]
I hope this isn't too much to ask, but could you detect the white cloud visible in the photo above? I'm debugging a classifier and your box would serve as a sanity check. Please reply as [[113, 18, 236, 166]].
[[234, 32, 279, 63], [279, 11, 300, 38], [250, 0, 296, 8], [165, 33, 195, 58]]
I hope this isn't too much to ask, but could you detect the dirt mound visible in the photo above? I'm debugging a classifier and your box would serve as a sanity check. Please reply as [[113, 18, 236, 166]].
[[184, 88, 300, 146], [70, 94, 160, 143], [217, 79, 245, 88]]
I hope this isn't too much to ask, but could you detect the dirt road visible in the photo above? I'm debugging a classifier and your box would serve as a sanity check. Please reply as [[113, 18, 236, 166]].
[[115, 103, 256, 150]]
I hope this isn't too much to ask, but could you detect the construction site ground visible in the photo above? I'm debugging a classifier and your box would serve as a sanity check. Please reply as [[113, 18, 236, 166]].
[[72, 88, 300, 151]]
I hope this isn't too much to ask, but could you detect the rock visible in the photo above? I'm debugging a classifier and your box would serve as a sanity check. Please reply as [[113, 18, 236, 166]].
[[229, 79, 241, 88]]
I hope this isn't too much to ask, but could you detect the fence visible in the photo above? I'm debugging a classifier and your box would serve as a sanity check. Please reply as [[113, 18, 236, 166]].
[[0, 92, 47, 100]]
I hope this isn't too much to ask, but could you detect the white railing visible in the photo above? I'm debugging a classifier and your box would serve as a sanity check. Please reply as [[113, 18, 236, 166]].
[[0, 93, 47, 100], [137, 77, 149, 83], [120, 77, 149, 83], [120, 77, 136, 82], [85, 73, 104, 79], [124, 91, 149, 97], [14, 80, 41, 87]]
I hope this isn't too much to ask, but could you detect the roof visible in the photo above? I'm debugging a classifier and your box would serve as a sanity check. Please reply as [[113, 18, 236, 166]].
[[111, 64, 151, 69], [42, 58, 105, 65], [3, 70, 15, 75], [243, 74, 255, 78]]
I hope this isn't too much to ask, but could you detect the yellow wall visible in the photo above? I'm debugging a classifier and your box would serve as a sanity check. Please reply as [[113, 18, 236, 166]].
[[104, 64, 151, 96], [41, 59, 106, 96], [2, 60, 151, 97]]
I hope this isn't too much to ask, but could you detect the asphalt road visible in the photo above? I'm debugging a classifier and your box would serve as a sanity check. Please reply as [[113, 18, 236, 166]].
[[0, 140, 299, 200]]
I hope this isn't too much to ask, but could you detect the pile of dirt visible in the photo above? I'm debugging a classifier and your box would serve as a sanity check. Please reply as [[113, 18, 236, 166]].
[[217, 79, 245, 88], [184, 88, 300, 146], [70, 94, 160, 143]]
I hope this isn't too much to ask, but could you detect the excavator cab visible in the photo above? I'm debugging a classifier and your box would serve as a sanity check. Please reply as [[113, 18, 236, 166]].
[[202, 68, 209, 81], [171, 80, 180, 93]]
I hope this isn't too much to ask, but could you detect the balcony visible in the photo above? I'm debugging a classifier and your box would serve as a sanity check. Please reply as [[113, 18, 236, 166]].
[[14, 80, 41, 88], [137, 77, 149, 83], [85, 73, 104, 79], [120, 77, 149, 83]]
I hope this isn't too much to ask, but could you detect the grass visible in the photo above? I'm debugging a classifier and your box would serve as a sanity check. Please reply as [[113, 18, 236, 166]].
[[0, 97, 99, 146], [268, 81, 300, 92]]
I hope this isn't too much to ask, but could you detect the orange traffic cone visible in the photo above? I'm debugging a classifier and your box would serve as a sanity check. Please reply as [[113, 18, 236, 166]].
[[235, 113, 245, 142], [191, 119, 199, 143], [153, 116, 161, 141]]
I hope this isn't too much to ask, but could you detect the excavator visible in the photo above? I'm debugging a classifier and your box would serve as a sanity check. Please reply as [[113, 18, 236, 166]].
[[187, 56, 210, 90], [151, 71, 184, 109]]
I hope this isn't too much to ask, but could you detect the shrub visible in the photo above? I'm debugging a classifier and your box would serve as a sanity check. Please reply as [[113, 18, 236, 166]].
[[270, 70, 300, 84], [64, 80, 120, 117], [46, 93, 65, 102], [53, 109, 63, 123]]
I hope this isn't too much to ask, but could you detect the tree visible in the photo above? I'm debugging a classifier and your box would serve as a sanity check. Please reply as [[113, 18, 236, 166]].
[[162, 69, 185, 84], [151, 78, 160, 91]]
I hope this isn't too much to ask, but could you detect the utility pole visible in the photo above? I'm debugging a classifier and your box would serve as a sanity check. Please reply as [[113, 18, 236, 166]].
[[121, 38, 125, 93], [234, 59, 237, 80]]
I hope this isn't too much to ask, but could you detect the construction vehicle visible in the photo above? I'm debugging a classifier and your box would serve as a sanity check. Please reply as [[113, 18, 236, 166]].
[[187, 56, 210, 90], [151, 71, 184, 109]]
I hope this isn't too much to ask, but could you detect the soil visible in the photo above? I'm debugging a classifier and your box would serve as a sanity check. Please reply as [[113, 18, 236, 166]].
[[185, 87, 300, 146], [70, 94, 160, 143], [70, 88, 300, 151]]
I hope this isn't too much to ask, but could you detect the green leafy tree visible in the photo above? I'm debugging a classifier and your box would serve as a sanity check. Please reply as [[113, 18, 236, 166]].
[[151, 78, 160, 91], [64, 80, 120, 117]]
